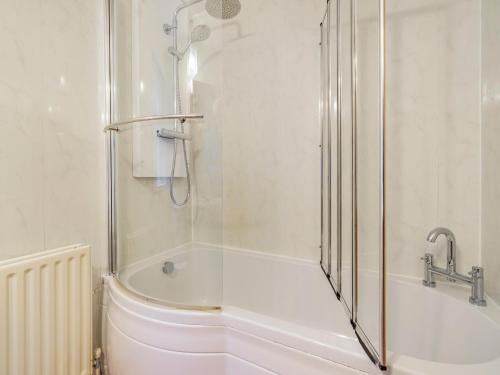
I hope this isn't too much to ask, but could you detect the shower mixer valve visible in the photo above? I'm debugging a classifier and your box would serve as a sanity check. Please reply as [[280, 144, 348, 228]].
[[421, 227, 486, 306]]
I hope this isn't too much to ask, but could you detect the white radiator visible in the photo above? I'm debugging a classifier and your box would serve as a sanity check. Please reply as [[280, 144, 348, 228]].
[[0, 244, 92, 375]]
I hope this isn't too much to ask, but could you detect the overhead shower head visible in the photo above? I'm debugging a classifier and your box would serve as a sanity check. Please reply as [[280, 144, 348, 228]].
[[205, 0, 241, 20], [166, 0, 241, 60]]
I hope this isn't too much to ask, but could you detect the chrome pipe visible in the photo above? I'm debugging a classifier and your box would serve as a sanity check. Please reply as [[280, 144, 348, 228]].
[[107, 131, 117, 275], [104, 114, 204, 131], [320, 15, 326, 269], [351, 0, 358, 323], [336, 0, 343, 293], [172, 13, 179, 132], [162, 0, 204, 33], [428, 265, 471, 283], [174, 0, 204, 19], [170, 1, 191, 206], [106, 0, 117, 275], [327, 1, 333, 277], [379, 0, 387, 369]]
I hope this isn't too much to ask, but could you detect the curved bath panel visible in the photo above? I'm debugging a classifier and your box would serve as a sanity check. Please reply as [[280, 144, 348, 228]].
[[104, 277, 371, 375], [104, 245, 500, 375], [106, 316, 277, 375]]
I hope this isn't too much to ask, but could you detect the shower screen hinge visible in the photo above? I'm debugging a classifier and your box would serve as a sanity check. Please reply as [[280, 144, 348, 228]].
[[93, 347, 103, 375]]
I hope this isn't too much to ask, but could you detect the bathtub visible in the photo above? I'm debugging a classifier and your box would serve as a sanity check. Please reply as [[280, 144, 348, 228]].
[[103, 243, 500, 375]]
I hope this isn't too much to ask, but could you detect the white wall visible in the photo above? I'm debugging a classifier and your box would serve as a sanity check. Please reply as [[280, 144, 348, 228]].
[[386, 0, 482, 278], [109, 0, 491, 299], [188, 0, 484, 274], [189, 0, 325, 260], [0, 0, 108, 347], [222, 0, 325, 260]]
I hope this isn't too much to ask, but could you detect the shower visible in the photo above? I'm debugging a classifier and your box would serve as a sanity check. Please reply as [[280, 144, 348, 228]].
[[163, 0, 241, 206], [205, 0, 241, 20], [168, 25, 211, 61]]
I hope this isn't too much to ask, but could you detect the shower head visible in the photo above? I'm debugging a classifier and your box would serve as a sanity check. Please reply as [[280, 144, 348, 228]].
[[190, 24, 211, 42], [169, 24, 211, 60], [205, 0, 241, 20]]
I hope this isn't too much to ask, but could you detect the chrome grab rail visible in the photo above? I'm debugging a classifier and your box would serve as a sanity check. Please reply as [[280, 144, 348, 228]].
[[104, 113, 204, 131]]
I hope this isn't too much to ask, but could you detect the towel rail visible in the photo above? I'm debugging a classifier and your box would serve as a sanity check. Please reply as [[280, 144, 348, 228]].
[[104, 113, 204, 131]]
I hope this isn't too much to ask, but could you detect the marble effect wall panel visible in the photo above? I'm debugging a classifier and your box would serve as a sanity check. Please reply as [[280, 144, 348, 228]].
[[481, 0, 500, 305], [0, 0, 108, 349]]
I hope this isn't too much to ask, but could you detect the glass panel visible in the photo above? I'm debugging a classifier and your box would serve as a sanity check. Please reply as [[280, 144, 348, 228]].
[[386, 0, 487, 367], [320, 0, 340, 289], [111, 0, 223, 308], [355, 0, 381, 357], [329, 0, 340, 289], [340, 0, 354, 310], [320, 14, 330, 275]]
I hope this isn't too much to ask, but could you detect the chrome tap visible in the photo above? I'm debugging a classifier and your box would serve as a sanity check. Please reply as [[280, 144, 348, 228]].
[[421, 228, 486, 306], [426, 227, 456, 275]]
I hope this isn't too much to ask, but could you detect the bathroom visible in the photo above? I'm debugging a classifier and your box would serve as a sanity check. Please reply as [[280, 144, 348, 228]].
[[0, 0, 499, 374]]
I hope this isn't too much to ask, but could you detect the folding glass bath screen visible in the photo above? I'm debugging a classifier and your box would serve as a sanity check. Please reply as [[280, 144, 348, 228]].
[[320, 0, 387, 370]]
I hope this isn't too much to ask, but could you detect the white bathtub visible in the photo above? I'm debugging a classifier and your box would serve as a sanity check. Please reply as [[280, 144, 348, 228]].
[[103, 244, 500, 375]]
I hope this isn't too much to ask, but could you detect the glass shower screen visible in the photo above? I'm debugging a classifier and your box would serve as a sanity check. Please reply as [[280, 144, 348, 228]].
[[354, 0, 386, 368], [108, 0, 224, 309], [319, 0, 387, 369]]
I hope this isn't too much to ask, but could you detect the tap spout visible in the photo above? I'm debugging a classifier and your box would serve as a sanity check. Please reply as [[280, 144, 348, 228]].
[[426, 227, 456, 275]]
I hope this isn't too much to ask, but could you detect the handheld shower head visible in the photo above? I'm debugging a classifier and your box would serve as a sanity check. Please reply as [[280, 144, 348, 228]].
[[205, 0, 241, 20], [190, 24, 211, 43], [169, 24, 211, 60]]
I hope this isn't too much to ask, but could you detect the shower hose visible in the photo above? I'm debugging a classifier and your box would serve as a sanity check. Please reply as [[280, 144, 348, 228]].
[[169, 56, 191, 206]]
